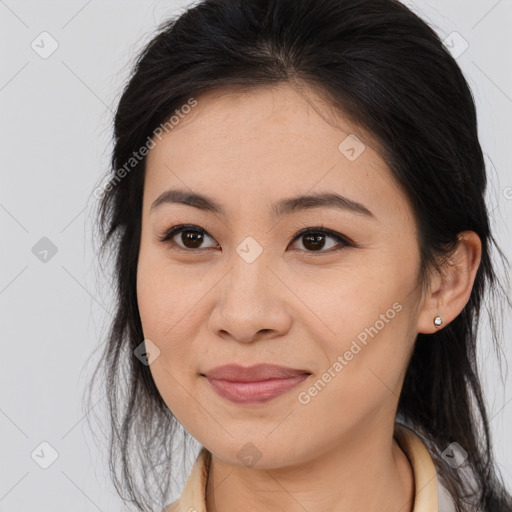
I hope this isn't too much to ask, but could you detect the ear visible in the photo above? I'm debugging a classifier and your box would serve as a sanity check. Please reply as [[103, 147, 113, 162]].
[[417, 231, 482, 334]]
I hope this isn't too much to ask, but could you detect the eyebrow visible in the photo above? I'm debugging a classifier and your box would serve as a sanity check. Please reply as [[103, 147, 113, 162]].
[[150, 188, 375, 219]]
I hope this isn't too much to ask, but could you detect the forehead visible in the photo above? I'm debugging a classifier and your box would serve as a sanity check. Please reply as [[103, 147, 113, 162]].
[[143, 83, 410, 222]]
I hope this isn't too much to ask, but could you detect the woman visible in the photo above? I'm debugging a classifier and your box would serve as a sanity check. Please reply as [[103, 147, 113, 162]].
[[87, 0, 512, 511]]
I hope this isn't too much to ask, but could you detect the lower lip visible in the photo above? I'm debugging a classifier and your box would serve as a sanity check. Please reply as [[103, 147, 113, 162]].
[[205, 374, 310, 404]]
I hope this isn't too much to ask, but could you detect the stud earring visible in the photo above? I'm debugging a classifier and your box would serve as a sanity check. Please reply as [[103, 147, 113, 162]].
[[433, 315, 443, 328]]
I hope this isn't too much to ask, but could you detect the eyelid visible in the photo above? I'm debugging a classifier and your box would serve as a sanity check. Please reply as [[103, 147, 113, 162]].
[[158, 224, 354, 253], [288, 226, 353, 251], [157, 224, 218, 250]]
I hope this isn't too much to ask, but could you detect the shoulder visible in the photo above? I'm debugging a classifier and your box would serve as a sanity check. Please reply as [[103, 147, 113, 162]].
[[395, 422, 483, 512], [161, 447, 211, 512], [161, 501, 179, 512]]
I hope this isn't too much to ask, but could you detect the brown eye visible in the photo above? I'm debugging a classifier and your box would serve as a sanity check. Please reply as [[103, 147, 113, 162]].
[[179, 229, 206, 249], [159, 224, 352, 254], [159, 225, 218, 251], [289, 228, 352, 253]]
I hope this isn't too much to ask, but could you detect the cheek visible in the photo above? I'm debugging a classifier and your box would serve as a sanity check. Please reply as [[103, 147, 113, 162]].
[[286, 250, 416, 345], [136, 257, 168, 342], [136, 248, 212, 425], [297, 254, 418, 406], [136, 243, 201, 343]]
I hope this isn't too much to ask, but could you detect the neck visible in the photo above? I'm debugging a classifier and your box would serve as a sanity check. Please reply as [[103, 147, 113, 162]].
[[205, 422, 415, 512]]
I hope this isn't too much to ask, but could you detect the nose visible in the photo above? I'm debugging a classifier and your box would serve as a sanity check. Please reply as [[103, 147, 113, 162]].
[[208, 248, 292, 344]]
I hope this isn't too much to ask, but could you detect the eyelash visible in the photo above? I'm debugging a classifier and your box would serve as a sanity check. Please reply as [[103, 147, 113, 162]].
[[157, 224, 354, 255]]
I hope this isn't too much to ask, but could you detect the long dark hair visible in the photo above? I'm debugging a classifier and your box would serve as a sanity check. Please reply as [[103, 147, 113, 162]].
[[86, 0, 512, 510]]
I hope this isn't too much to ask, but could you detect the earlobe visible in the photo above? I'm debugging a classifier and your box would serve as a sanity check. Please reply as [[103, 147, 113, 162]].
[[416, 231, 482, 334]]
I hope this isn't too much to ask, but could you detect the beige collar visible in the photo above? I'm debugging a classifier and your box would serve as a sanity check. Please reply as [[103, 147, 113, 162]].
[[164, 423, 439, 512]]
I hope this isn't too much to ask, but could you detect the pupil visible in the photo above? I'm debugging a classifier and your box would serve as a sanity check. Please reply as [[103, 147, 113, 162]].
[[182, 230, 203, 248], [304, 233, 325, 251]]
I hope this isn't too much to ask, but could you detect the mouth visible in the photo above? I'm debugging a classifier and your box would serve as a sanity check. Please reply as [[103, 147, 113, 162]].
[[202, 363, 311, 381], [201, 364, 311, 404]]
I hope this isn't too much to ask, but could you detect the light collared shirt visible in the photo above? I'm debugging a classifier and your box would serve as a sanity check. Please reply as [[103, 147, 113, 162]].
[[163, 423, 457, 512]]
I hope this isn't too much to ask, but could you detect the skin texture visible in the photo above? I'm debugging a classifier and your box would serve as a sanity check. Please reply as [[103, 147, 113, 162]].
[[137, 82, 481, 512]]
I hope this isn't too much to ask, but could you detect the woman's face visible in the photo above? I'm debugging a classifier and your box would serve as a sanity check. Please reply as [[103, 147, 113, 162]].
[[137, 83, 427, 467]]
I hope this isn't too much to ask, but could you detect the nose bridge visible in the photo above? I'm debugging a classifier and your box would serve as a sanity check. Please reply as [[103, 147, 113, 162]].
[[227, 236, 272, 303], [210, 235, 287, 341]]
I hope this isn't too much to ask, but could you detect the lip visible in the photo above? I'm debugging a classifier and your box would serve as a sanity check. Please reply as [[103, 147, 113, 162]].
[[201, 364, 311, 404], [202, 363, 311, 381]]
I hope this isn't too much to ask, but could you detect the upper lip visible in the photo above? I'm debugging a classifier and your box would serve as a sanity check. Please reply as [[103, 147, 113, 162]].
[[202, 364, 311, 382]]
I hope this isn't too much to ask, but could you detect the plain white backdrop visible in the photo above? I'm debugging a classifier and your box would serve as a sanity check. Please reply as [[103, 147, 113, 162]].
[[1, 0, 511, 510]]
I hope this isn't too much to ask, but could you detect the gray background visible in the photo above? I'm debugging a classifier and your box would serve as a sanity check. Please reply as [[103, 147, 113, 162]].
[[1, 0, 511, 510]]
